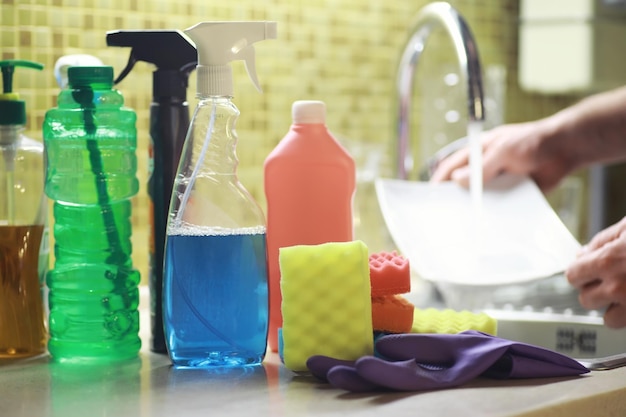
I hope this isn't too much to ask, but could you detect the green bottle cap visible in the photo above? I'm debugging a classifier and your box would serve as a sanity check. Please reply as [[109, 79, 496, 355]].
[[68, 66, 114, 88], [0, 60, 44, 126]]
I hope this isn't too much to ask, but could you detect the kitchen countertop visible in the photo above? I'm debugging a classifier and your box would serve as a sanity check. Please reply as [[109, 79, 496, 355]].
[[2, 291, 626, 417]]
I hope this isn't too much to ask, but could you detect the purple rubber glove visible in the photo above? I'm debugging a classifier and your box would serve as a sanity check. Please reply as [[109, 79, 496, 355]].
[[307, 330, 589, 392]]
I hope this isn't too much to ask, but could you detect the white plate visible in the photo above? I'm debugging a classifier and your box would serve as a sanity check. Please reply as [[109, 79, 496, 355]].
[[375, 175, 581, 286]]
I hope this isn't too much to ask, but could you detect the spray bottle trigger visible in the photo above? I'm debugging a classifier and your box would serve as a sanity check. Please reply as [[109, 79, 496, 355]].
[[239, 46, 262, 93], [114, 53, 139, 85]]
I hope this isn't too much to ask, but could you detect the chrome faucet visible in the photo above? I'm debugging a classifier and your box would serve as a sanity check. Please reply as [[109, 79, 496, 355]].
[[395, 2, 485, 180]]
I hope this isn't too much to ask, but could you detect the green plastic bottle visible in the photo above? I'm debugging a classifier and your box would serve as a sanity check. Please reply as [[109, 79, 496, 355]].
[[43, 66, 141, 362]]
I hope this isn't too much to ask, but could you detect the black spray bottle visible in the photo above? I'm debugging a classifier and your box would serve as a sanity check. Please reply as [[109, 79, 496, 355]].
[[106, 30, 197, 353]]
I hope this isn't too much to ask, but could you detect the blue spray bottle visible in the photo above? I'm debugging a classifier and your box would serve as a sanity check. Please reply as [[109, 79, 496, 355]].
[[163, 21, 277, 368]]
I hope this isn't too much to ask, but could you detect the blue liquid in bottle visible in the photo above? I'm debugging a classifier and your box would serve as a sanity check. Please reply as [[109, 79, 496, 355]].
[[164, 226, 268, 367]]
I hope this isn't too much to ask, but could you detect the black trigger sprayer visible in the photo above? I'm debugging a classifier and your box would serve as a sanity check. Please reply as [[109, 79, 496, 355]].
[[106, 30, 197, 353]]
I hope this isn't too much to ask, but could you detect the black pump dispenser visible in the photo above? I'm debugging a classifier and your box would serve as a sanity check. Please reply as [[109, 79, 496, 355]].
[[106, 30, 197, 353]]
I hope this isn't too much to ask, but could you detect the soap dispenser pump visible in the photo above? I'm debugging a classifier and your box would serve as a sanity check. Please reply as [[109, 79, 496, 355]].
[[0, 59, 48, 358], [163, 21, 276, 368]]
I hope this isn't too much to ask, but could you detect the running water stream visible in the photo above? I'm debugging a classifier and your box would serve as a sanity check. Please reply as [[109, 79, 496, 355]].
[[468, 120, 484, 259], [468, 120, 483, 221]]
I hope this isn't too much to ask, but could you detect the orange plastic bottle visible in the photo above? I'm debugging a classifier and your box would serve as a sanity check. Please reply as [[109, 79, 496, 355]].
[[264, 100, 356, 352]]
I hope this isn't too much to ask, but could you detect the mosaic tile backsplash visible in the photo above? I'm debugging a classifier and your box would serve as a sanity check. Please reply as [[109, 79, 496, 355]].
[[2, 0, 581, 282]]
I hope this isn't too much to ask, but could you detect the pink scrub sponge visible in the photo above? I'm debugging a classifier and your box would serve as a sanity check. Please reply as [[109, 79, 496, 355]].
[[369, 251, 410, 296], [371, 294, 414, 333], [369, 251, 414, 333]]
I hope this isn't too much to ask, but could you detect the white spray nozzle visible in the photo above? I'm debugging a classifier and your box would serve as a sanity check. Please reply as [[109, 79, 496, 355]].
[[54, 54, 104, 89], [184, 21, 277, 96]]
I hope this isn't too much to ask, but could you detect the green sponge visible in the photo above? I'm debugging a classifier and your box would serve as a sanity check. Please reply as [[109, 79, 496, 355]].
[[411, 308, 497, 335], [280, 241, 374, 372]]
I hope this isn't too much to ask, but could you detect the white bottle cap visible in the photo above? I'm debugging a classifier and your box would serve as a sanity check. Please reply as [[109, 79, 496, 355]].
[[54, 54, 103, 89], [292, 100, 326, 124]]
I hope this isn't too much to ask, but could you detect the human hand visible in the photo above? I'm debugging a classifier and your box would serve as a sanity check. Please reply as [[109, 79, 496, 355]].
[[430, 120, 570, 193], [566, 217, 626, 328]]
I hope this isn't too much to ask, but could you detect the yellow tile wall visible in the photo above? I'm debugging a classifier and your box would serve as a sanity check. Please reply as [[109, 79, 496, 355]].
[[1, 0, 583, 282]]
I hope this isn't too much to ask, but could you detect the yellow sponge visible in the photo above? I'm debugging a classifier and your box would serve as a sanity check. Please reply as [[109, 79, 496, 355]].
[[411, 308, 497, 335], [280, 241, 374, 372]]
